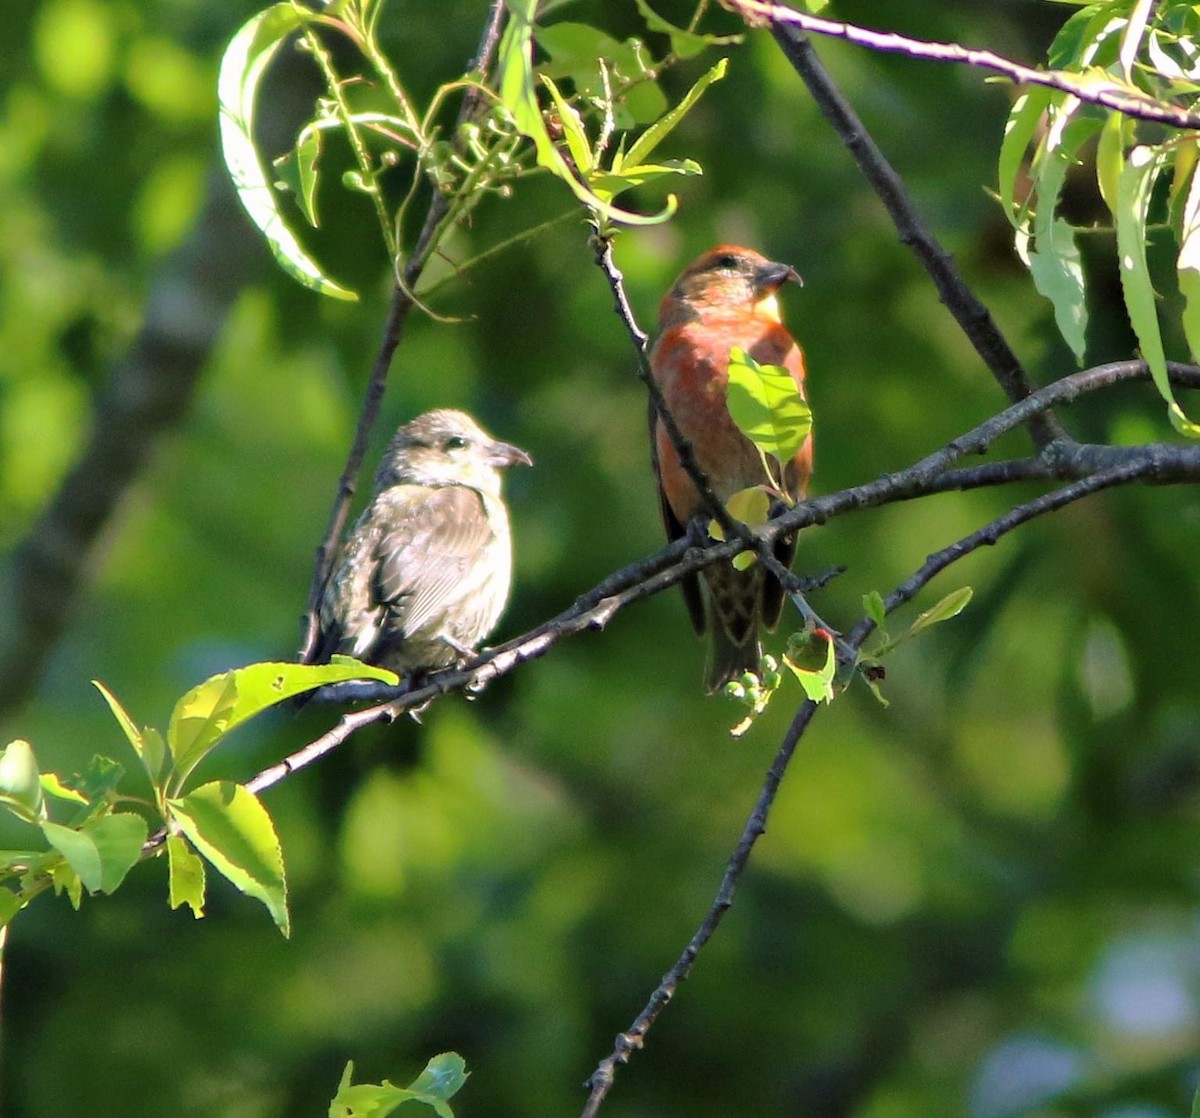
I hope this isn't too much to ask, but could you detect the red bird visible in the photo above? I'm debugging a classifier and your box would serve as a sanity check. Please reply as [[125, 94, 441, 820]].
[[649, 245, 811, 693]]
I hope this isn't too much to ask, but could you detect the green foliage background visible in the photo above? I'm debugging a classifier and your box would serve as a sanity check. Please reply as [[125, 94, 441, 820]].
[[4, 0, 1200, 1115]]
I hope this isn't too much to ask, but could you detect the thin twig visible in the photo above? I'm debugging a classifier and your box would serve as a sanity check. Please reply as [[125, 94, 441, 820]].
[[844, 459, 1154, 650], [761, 17, 1066, 450], [580, 699, 820, 1117], [723, 0, 1200, 130]]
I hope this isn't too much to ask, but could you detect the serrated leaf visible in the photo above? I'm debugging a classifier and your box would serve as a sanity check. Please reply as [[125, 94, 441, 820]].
[[217, 4, 358, 300], [167, 834, 206, 919], [907, 586, 973, 637], [783, 632, 836, 704], [41, 813, 146, 894], [0, 741, 44, 822], [1117, 144, 1200, 434], [169, 782, 289, 936], [863, 590, 887, 627], [632, 0, 743, 59], [622, 57, 727, 171], [726, 346, 812, 464]]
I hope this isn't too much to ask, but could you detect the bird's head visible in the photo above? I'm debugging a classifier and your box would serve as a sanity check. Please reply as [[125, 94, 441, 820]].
[[377, 409, 532, 495], [658, 244, 802, 329]]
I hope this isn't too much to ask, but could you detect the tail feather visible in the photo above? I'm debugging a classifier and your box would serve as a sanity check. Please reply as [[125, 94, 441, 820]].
[[706, 619, 762, 694]]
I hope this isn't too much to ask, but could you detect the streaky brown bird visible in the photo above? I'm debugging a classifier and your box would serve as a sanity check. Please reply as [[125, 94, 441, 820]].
[[315, 408, 531, 676], [649, 245, 811, 693]]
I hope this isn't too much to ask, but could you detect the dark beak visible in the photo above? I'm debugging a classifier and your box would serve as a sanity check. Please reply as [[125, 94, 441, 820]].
[[487, 440, 533, 469], [756, 260, 803, 291]]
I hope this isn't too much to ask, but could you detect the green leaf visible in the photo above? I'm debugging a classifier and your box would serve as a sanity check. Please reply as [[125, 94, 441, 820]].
[[50, 861, 83, 909], [621, 58, 727, 171], [273, 122, 324, 227], [167, 834, 206, 919], [217, 4, 358, 300], [167, 660, 399, 794], [0, 740, 44, 822], [497, 3, 678, 226], [726, 346, 812, 464], [330, 1053, 468, 1118], [1027, 111, 1101, 361], [998, 87, 1053, 228], [41, 813, 147, 894], [1028, 216, 1088, 361], [783, 632, 836, 704], [1192, 1083, 1200, 1118], [1117, 144, 1200, 435], [0, 888, 22, 930], [632, 0, 743, 60], [169, 782, 289, 936], [1095, 109, 1125, 216], [907, 587, 973, 637], [539, 74, 593, 174], [94, 680, 165, 785], [39, 773, 88, 806], [863, 590, 887, 627], [1177, 147, 1200, 366], [588, 159, 701, 195]]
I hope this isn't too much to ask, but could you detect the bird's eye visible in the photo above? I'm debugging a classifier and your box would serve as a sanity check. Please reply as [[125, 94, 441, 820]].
[[714, 253, 739, 271], [444, 435, 470, 451]]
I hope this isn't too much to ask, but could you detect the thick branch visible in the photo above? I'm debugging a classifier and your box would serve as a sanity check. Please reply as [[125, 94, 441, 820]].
[[724, 0, 1200, 130]]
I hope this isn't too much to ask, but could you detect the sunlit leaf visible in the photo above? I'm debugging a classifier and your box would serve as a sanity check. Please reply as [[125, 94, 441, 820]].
[[539, 74, 593, 174], [783, 632, 836, 704], [1095, 109, 1125, 216], [621, 58, 727, 172], [497, 2, 677, 226], [863, 590, 887, 627], [998, 87, 1053, 228], [0, 740, 44, 822], [167, 834, 206, 919], [217, 4, 358, 299], [330, 1052, 468, 1118], [169, 781, 289, 936], [1029, 216, 1088, 361], [167, 660, 398, 794], [726, 346, 812, 464], [1118, 144, 1200, 435], [907, 587, 973, 637]]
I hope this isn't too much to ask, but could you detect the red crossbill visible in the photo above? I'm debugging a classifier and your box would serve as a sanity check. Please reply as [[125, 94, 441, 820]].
[[315, 408, 531, 676], [649, 245, 811, 693]]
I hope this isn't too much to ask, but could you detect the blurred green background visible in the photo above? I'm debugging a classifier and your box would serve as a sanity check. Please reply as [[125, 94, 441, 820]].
[[4, 1, 1200, 1115]]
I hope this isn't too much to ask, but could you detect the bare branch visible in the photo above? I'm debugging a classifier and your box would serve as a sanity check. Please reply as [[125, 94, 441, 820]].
[[754, 15, 1066, 450], [723, 0, 1200, 130], [580, 699, 820, 1117]]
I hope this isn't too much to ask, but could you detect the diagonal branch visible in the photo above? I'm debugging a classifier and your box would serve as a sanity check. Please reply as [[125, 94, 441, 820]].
[[760, 16, 1065, 450], [723, 0, 1200, 130]]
